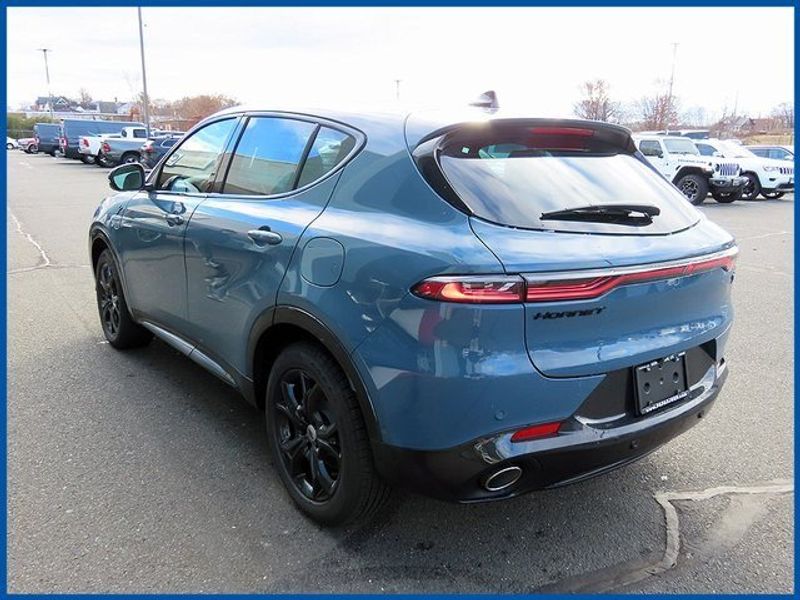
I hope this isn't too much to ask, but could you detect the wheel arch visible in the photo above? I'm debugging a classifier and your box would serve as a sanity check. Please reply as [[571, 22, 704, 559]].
[[671, 166, 708, 183], [89, 227, 135, 319], [249, 305, 382, 444]]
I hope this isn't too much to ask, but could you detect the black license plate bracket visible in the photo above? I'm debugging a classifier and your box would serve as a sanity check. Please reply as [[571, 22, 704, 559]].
[[634, 353, 689, 416]]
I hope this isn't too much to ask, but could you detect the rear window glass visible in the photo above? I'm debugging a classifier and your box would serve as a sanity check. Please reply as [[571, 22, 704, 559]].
[[436, 125, 699, 232]]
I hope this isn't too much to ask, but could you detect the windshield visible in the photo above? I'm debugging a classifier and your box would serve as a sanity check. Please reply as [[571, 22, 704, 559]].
[[434, 125, 699, 234], [718, 141, 755, 159], [663, 138, 699, 155]]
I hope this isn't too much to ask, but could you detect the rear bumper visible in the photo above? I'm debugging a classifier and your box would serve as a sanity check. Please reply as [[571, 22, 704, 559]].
[[374, 361, 727, 502]]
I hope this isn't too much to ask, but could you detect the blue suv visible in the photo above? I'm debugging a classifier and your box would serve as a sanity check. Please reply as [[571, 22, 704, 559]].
[[90, 107, 736, 524]]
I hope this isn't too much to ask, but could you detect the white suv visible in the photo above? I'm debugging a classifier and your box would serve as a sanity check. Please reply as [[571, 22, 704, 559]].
[[695, 139, 794, 200], [634, 135, 746, 205]]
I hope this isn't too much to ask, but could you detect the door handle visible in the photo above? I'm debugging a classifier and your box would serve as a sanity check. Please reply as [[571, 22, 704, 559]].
[[247, 228, 283, 246], [165, 213, 184, 226]]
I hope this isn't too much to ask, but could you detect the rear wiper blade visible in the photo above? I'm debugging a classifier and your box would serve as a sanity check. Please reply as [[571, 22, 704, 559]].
[[541, 204, 661, 225]]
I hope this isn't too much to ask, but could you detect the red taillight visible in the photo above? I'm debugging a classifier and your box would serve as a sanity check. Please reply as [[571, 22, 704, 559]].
[[412, 276, 524, 304], [525, 253, 736, 302], [511, 421, 561, 442], [101, 142, 111, 153], [81, 138, 88, 146], [412, 250, 736, 304], [143, 142, 154, 153]]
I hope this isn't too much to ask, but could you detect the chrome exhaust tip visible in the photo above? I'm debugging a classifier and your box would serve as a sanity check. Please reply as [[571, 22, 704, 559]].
[[483, 465, 522, 492]]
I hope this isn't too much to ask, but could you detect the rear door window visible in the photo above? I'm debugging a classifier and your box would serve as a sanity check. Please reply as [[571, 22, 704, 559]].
[[223, 117, 317, 196], [432, 123, 699, 234]]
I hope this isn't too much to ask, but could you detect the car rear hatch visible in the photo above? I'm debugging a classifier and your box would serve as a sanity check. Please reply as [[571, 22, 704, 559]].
[[412, 117, 736, 378]]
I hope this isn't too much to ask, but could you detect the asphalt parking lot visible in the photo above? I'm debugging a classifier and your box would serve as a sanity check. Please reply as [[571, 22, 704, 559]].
[[7, 151, 794, 593]]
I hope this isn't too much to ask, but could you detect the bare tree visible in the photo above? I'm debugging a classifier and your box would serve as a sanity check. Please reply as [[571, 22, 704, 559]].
[[637, 85, 679, 130], [77, 88, 93, 105], [680, 106, 709, 128], [771, 102, 794, 130], [170, 94, 238, 127], [573, 79, 621, 122]]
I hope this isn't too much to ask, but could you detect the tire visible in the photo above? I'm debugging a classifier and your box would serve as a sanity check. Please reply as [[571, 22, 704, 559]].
[[675, 173, 709, 205], [28, 145, 38, 154], [94, 249, 153, 349], [741, 173, 762, 201], [6, 143, 13, 150], [96, 152, 115, 168], [48, 150, 56, 157], [120, 153, 140, 165], [761, 191, 785, 200], [81, 154, 96, 165], [265, 342, 391, 525], [712, 188, 742, 203]]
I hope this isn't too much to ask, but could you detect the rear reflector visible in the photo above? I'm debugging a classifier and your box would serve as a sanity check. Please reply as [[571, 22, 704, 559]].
[[412, 249, 737, 304], [511, 421, 561, 442]]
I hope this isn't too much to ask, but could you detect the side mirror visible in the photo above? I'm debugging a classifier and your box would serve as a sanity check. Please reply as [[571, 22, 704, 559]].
[[108, 163, 146, 192]]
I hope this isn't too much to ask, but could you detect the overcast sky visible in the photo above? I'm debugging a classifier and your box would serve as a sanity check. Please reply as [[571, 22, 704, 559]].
[[6, 7, 793, 118]]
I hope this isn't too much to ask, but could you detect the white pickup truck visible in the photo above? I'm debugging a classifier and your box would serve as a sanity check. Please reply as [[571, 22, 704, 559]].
[[633, 135, 746, 204], [79, 126, 147, 166]]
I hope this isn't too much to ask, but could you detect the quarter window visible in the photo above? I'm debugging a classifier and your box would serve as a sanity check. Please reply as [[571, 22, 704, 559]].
[[224, 117, 317, 196], [158, 119, 237, 193], [296, 127, 356, 188]]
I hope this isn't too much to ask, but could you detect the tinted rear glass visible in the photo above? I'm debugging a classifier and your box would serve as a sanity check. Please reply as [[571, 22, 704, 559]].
[[436, 124, 699, 233]]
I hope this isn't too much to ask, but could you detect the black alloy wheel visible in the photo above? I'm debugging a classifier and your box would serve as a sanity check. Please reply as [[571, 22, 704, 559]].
[[675, 173, 709, 205], [97, 259, 122, 339], [266, 343, 390, 525], [741, 173, 762, 201], [274, 368, 342, 502], [94, 249, 152, 349]]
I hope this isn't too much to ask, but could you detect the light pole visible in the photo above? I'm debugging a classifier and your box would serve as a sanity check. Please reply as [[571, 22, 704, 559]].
[[667, 42, 679, 101], [137, 7, 151, 137], [37, 48, 54, 120]]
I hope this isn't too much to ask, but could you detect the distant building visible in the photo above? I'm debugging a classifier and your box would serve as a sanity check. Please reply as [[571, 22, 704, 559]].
[[34, 95, 73, 112], [116, 102, 137, 116]]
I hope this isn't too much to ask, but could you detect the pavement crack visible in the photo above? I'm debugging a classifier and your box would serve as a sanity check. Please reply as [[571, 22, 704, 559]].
[[537, 479, 793, 593], [8, 264, 90, 275], [9, 211, 52, 270]]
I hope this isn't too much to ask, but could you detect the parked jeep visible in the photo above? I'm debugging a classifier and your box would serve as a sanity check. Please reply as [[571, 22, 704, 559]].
[[634, 135, 745, 204], [695, 139, 794, 200]]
